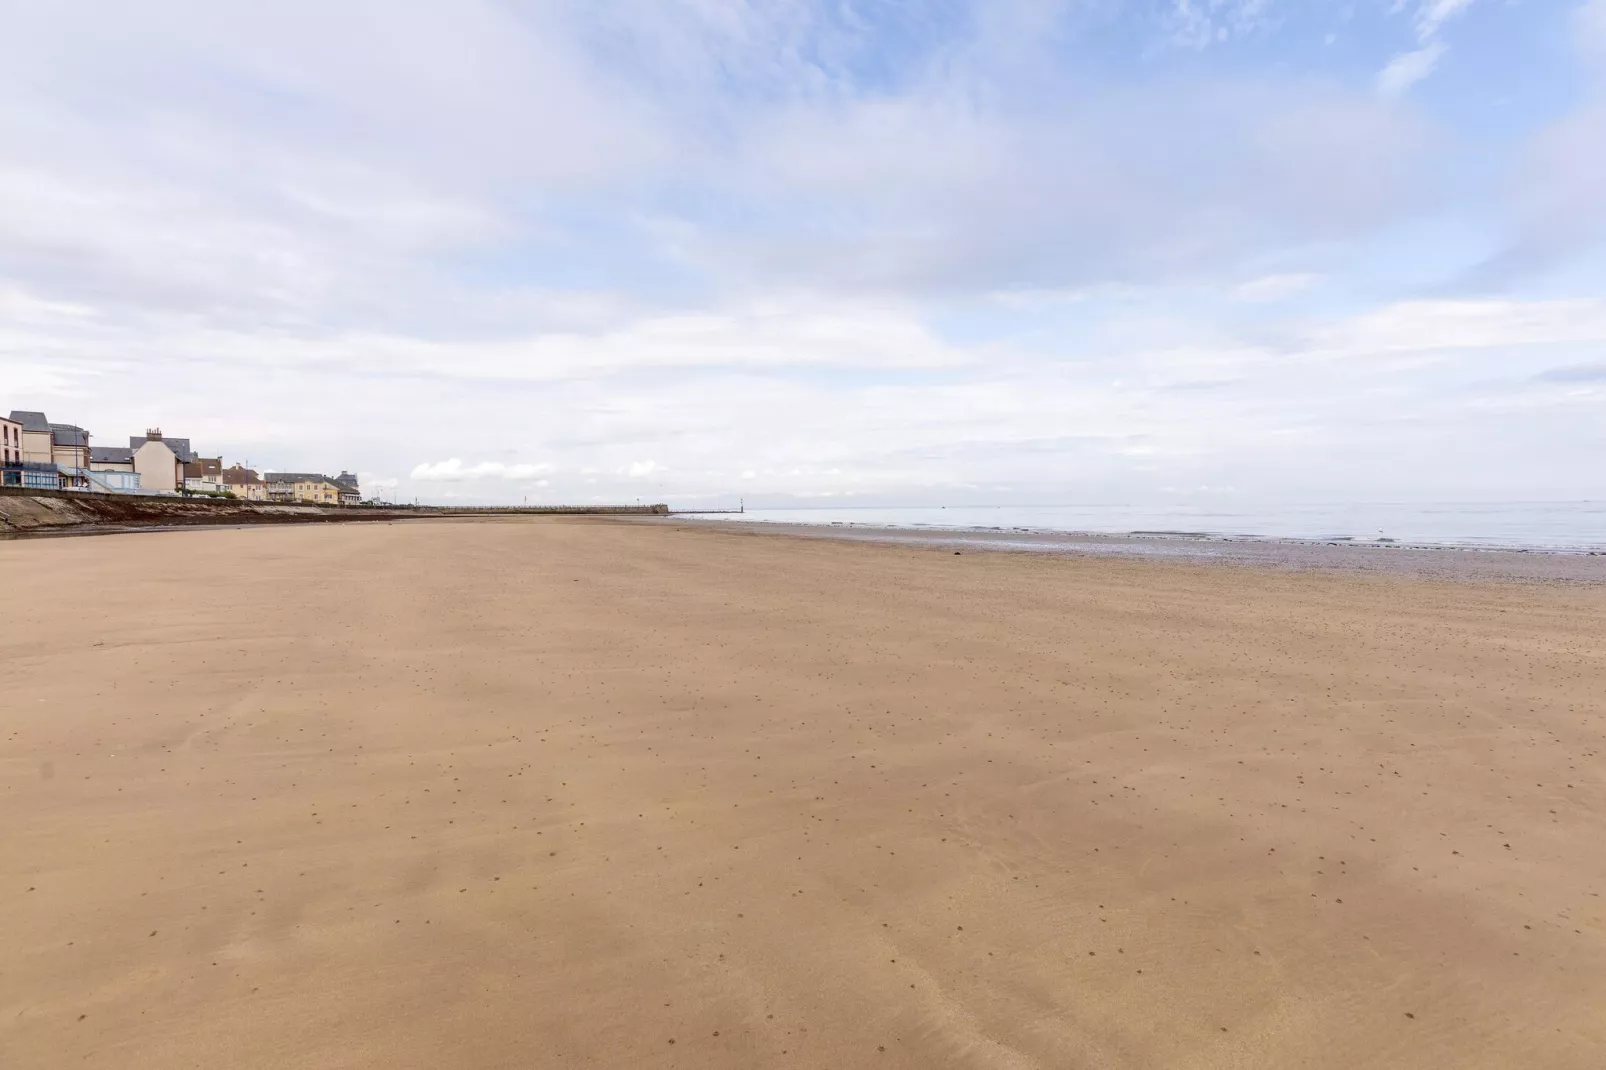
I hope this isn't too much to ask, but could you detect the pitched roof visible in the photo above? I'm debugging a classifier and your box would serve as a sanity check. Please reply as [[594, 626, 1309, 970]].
[[9, 410, 50, 432], [333, 470, 360, 489], [90, 446, 134, 463], [221, 466, 262, 485], [129, 435, 197, 463], [50, 423, 89, 448]]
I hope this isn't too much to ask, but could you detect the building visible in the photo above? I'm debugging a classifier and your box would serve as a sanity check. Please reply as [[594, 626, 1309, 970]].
[[7, 410, 65, 488], [264, 472, 342, 505], [333, 470, 362, 505], [127, 429, 194, 494], [90, 446, 135, 474], [1, 413, 55, 487], [9, 411, 57, 466], [183, 456, 225, 494], [0, 414, 17, 462], [83, 468, 143, 493], [50, 423, 91, 489], [88, 446, 144, 493], [221, 464, 269, 500], [1, 413, 19, 467]]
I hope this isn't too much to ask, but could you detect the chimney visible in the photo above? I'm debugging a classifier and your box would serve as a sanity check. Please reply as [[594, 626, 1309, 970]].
[[147, 428, 163, 440]]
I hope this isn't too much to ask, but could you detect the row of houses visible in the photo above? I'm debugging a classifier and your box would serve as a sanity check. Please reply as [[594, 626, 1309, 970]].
[[2, 409, 361, 504]]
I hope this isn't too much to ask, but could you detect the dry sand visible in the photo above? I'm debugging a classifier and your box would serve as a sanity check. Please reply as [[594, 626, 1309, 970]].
[[2, 517, 1604, 1068]]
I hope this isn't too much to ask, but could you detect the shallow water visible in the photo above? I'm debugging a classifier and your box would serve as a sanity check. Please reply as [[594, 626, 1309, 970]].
[[682, 501, 1606, 553]]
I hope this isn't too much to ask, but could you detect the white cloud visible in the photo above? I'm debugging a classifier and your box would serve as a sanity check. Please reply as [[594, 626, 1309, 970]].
[[1377, 42, 1445, 96], [1233, 273, 1318, 301], [694, 80, 1425, 293], [1475, 0, 1606, 279], [0, 284, 95, 322], [410, 459, 555, 482], [1415, 0, 1476, 39], [0, 0, 1434, 313], [1582, 0, 1606, 58], [11, 278, 1601, 505], [1307, 298, 1606, 353], [1377, 0, 1476, 96], [1162, 0, 1276, 50]]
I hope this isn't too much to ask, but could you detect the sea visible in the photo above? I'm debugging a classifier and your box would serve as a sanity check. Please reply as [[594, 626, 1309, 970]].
[[681, 501, 1606, 554]]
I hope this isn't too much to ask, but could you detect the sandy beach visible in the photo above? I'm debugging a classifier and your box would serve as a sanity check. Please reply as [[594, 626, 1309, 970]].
[[3, 517, 1604, 1069]]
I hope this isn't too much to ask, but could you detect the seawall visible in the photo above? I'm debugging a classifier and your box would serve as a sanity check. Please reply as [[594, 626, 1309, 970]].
[[0, 488, 668, 537]]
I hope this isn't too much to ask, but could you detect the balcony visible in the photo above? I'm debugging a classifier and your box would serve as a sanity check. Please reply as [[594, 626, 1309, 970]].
[[2, 461, 64, 489]]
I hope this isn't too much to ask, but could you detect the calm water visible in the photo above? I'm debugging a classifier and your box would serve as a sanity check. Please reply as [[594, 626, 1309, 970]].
[[684, 502, 1606, 553]]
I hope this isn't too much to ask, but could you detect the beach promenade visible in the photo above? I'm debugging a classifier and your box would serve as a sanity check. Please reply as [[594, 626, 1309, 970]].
[[3, 518, 1603, 1068]]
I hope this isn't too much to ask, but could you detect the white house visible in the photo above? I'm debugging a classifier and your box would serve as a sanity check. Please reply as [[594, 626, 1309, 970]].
[[88, 446, 145, 493]]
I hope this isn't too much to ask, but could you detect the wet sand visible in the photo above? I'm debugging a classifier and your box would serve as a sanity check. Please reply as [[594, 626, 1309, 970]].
[[3, 517, 1604, 1068], [672, 517, 1606, 584]]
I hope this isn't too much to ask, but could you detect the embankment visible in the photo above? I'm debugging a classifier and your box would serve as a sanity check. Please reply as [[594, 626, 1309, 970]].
[[0, 488, 667, 536]]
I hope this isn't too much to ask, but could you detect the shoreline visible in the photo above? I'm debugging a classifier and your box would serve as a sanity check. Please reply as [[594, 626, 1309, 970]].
[[12, 500, 1603, 582], [667, 501, 1606, 556], [656, 516, 1606, 584]]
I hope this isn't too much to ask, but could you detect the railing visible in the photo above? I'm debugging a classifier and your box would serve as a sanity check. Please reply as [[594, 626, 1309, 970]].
[[82, 468, 144, 494], [4, 460, 64, 486], [51, 465, 94, 490]]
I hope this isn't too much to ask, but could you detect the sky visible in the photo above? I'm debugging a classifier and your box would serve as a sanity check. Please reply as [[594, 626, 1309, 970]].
[[2, 0, 1603, 507]]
